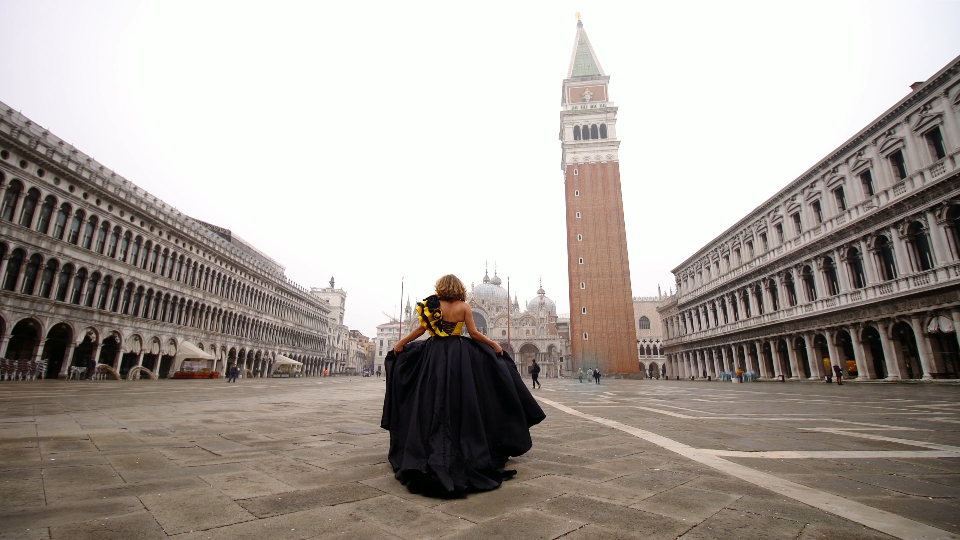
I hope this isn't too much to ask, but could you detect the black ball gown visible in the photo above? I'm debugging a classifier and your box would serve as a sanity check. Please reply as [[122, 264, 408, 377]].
[[380, 298, 546, 494]]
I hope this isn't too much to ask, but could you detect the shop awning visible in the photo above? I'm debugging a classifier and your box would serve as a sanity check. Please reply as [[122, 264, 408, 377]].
[[175, 341, 216, 360], [273, 354, 303, 366]]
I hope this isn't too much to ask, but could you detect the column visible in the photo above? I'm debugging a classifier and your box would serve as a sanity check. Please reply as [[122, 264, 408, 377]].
[[761, 281, 774, 313], [13, 260, 26, 294], [712, 349, 721, 376], [889, 228, 911, 277], [0, 333, 11, 358], [31, 340, 46, 364], [757, 341, 770, 378], [802, 333, 823, 379], [786, 336, 802, 380], [136, 351, 145, 367], [877, 320, 904, 379], [848, 326, 871, 379], [834, 249, 850, 294], [770, 340, 783, 379], [0, 255, 9, 288], [57, 342, 79, 379], [909, 315, 936, 379], [812, 260, 828, 300], [720, 347, 729, 373], [926, 210, 950, 266], [113, 348, 123, 371], [824, 330, 844, 377], [794, 267, 810, 304], [859, 238, 879, 285], [951, 310, 960, 353]]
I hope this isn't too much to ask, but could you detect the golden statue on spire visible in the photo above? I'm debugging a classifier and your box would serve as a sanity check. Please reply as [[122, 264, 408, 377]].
[[575, 12, 581, 20]]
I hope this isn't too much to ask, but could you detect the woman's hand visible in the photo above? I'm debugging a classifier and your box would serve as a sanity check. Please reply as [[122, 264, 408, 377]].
[[393, 342, 404, 354], [492, 342, 503, 355]]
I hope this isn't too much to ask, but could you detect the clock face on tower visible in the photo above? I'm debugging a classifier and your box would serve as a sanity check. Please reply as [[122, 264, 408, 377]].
[[581, 89, 593, 102]]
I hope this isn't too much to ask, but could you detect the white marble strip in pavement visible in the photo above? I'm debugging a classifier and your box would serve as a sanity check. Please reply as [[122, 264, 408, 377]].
[[537, 396, 957, 540], [698, 449, 960, 459], [800, 428, 960, 454]]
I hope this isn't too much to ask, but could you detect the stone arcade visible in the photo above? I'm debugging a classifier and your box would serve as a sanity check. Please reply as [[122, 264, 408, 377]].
[[659, 56, 960, 381], [0, 103, 346, 379]]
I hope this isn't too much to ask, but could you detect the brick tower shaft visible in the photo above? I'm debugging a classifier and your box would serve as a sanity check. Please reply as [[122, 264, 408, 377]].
[[560, 19, 638, 374]]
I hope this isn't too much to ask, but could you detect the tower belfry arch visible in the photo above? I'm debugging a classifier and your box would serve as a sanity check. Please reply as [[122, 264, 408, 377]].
[[559, 18, 638, 374]]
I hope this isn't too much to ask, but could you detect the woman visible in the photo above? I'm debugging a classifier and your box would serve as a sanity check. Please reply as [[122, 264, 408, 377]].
[[381, 274, 545, 495]]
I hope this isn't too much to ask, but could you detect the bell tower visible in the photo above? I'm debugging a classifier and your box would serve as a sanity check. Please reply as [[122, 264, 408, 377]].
[[560, 17, 637, 374]]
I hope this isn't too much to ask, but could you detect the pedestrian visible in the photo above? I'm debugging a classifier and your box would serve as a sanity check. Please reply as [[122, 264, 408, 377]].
[[324, 368, 328, 377], [736, 367, 743, 383], [228, 364, 239, 383], [593, 368, 601, 384], [531, 360, 541, 389], [833, 364, 843, 385], [577, 368, 583, 383], [376, 367, 381, 379], [87, 357, 97, 380]]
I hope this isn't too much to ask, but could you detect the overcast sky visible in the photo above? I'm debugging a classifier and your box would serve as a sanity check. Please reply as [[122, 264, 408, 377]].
[[2, 0, 959, 336]]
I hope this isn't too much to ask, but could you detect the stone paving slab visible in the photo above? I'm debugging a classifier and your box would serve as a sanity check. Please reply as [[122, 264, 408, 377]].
[[0, 377, 958, 539]]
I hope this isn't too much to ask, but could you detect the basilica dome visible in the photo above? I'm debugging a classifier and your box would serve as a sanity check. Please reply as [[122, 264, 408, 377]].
[[470, 270, 508, 306], [527, 285, 557, 313]]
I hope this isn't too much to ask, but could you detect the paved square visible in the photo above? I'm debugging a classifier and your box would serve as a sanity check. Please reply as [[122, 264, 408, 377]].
[[0, 377, 957, 539]]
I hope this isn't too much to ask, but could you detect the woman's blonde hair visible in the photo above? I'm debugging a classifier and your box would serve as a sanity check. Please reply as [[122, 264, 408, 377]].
[[435, 274, 467, 302]]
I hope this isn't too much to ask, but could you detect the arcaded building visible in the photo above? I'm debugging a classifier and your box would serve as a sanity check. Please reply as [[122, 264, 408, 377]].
[[560, 19, 638, 374], [634, 296, 665, 378], [659, 56, 960, 381], [0, 102, 341, 379]]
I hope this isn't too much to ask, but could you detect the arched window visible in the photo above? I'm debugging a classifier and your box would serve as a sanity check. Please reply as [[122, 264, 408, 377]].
[[573, 125, 581, 141], [149, 245, 160, 272], [81, 215, 97, 249], [2, 249, 24, 291], [142, 241, 153, 269], [118, 231, 131, 262], [905, 222, 934, 272], [67, 209, 84, 245], [874, 236, 898, 281], [36, 196, 56, 234], [95, 222, 109, 254], [801, 265, 817, 301], [21, 254, 42, 295], [130, 236, 142, 266], [121, 283, 133, 315], [0, 180, 23, 221], [55, 264, 73, 302], [39, 259, 57, 298], [110, 279, 124, 312], [71, 269, 87, 304], [638, 316, 650, 330], [84, 272, 100, 307], [783, 272, 797, 307], [768, 279, 780, 311], [599, 124, 607, 139], [846, 248, 866, 289], [97, 276, 112, 310], [130, 287, 143, 317], [590, 124, 599, 139], [52, 203, 71, 240], [107, 226, 120, 258], [159, 249, 169, 276], [18, 188, 39, 228], [822, 257, 840, 296]]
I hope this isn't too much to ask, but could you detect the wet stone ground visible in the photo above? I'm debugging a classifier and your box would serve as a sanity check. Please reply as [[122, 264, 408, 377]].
[[0, 376, 957, 539]]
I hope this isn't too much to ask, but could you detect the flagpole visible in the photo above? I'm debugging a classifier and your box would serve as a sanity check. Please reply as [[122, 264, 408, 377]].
[[506, 276, 511, 358], [397, 277, 404, 344]]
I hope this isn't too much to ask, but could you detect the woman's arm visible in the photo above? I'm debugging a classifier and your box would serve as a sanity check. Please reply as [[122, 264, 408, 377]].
[[463, 303, 503, 355], [393, 325, 426, 354]]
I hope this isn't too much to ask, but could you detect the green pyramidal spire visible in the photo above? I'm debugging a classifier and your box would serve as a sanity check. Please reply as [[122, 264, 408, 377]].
[[568, 19, 605, 78]]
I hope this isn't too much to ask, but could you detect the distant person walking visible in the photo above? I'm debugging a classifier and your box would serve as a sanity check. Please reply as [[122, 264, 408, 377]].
[[228, 364, 239, 383], [833, 364, 843, 385], [531, 360, 541, 389], [376, 367, 381, 379], [577, 368, 583, 383], [593, 368, 601, 384], [736, 367, 743, 383]]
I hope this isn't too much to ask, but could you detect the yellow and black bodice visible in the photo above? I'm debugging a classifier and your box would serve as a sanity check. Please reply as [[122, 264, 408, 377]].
[[417, 295, 464, 337]]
